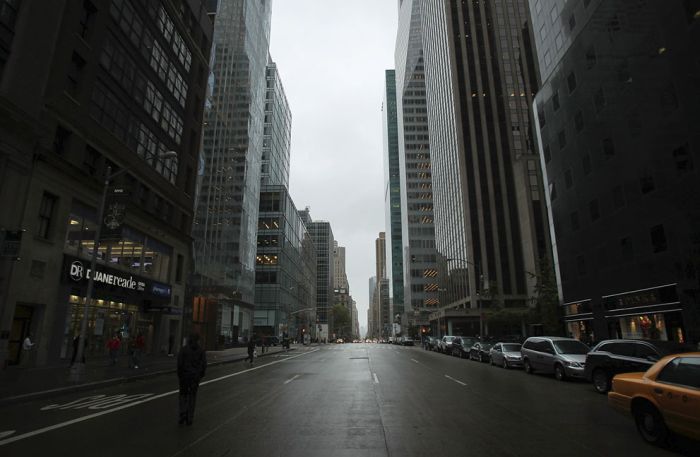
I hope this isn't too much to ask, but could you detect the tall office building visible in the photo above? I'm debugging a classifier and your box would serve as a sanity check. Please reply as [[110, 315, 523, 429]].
[[254, 186, 316, 341], [333, 241, 349, 290], [530, 0, 700, 344], [418, 0, 551, 336], [299, 208, 335, 341], [261, 61, 291, 187], [192, 0, 271, 348], [373, 232, 392, 338], [368, 275, 378, 338], [382, 70, 406, 327], [0, 0, 212, 366], [394, 0, 440, 336]]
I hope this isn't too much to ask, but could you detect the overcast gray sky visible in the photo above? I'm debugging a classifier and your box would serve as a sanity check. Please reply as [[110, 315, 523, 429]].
[[269, 1, 398, 336]]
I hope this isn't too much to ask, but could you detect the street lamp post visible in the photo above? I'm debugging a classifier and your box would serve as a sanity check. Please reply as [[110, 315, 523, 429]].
[[70, 151, 178, 378], [446, 257, 484, 338]]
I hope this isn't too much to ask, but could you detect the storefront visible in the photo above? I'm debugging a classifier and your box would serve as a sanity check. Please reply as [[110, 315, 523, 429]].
[[561, 299, 595, 343], [60, 254, 173, 359], [601, 283, 687, 344]]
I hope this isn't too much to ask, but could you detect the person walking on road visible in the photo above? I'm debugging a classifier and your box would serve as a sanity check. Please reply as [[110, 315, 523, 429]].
[[177, 333, 206, 426], [245, 336, 256, 365], [107, 333, 121, 366]]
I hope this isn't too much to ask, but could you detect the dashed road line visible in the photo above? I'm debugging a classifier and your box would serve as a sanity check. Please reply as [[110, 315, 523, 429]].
[[410, 359, 419, 364], [444, 374, 467, 386], [373, 373, 379, 384], [283, 374, 300, 385]]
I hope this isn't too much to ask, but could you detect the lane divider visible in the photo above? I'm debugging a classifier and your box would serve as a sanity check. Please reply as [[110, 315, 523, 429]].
[[410, 359, 419, 364], [444, 374, 467, 386], [373, 373, 379, 384], [0, 349, 319, 447], [283, 374, 300, 385]]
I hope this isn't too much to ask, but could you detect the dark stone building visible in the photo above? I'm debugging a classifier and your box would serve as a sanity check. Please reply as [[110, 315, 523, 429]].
[[0, 0, 212, 367], [530, 0, 700, 344]]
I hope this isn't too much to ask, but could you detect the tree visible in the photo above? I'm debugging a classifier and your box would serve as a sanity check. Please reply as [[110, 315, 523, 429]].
[[528, 257, 563, 335], [331, 304, 351, 339]]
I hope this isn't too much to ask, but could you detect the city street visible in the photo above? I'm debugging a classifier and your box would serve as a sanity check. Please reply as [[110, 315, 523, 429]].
[[0, 343, 695, 457]]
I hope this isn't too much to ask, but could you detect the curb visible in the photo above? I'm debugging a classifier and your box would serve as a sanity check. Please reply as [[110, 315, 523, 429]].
[[0, 348, 295, 407]]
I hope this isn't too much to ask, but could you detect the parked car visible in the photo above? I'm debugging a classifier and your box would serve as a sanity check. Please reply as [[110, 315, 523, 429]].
[[489, 342, 523, 369], [521, 336, 590, 381], [469, 342, 493, 362], [608, 352, 700, 445], [439, 335, 457, 354], [427, 336, 440, 352], [452, 337, 476, 358], [401, 336, 414, 346], [584, 339, 692, 394]]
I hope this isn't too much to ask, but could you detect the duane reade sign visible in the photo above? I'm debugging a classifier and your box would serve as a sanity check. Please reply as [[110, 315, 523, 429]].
[[69, 260, 146, 292]]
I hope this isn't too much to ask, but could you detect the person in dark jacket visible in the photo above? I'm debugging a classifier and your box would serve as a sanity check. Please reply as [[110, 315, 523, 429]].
[[177, 333, 206, 425], [245, 336, 256, 365]]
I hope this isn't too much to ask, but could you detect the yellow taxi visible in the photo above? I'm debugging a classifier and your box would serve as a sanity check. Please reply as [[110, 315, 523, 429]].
[[608, 352, 700, 445]]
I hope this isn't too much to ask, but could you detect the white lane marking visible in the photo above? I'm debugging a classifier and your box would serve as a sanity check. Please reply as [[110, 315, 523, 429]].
[[410, 359, 419, 364], [0, 349, 319, 447], [444, 374, 467, 386], [0, 431, 15, 440], [373, 373, 379, 384], [41, 394, 154, 411], [283, 374, 300, 385]]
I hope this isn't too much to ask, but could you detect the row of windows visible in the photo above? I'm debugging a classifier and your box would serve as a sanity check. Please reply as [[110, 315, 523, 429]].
[[152, 4, 192, 72], [100, 35, 183, 145], [570, 224, 669, 279], [89, 83, 178, 185], [110, 0, 188, 108]]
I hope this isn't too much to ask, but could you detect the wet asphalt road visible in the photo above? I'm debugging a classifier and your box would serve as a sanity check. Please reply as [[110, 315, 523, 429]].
[[0, 343, 696, 457]]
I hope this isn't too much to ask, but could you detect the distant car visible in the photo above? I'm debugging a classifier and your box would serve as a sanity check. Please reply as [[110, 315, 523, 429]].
[[425, 336, 440, 351], [452, 337, 476, 358], [521, 336, 590, 381], [439, 336, 457, 354], [489, 342, 523, 369], [401, 336, 414, 346], [469, 342, 493, 362], [608, 352, 700, 445], [335, 338, 344, 344], [584, 339, 692, 394]]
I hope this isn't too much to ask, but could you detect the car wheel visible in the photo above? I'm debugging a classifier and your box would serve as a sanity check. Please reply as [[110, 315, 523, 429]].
[[489, 356, 494, 366], [592, 369, 610, 394], [524, 359, 533, 374], [502, 358, 509, 369], [554, 364, 566, 381], [634, 403, 669, 446]]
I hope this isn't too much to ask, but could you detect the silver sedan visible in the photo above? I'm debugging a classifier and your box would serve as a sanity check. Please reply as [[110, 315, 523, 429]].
[[489, 342, 523, 369]]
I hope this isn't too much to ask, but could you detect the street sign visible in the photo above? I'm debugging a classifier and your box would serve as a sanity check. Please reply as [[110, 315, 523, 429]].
[[100, 187, 129, 242]]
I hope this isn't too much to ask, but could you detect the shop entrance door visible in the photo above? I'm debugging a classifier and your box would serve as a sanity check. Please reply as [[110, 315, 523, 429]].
[[7, 304, 33, 365]]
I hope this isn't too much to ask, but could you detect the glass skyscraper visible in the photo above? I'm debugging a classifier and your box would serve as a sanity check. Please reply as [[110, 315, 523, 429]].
[[192, 0, 272, 347]]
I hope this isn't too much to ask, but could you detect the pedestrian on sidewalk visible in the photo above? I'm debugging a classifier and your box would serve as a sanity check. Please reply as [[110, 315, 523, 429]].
[[177, 333, 206, 426], [70, 334, 86, 366], [245, 336, 256, 365], [129, 332, 145, 368], [107, 333, 121, 366]]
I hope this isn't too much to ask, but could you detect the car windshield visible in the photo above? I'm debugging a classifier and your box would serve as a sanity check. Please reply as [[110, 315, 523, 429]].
[[480, 343, 493, 350], [553, 340, 589, 355], [462, 338, 475, 346], [445, 336, 455, 342], [502, 344, 521, 352]]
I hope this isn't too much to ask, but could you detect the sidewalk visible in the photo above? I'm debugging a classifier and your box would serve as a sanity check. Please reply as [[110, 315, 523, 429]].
[[0, 344, 300, 406]]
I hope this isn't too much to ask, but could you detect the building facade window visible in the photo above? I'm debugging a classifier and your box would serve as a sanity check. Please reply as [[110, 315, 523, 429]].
[[650, 225, 668, 253], [37, 192, 58, 239]]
